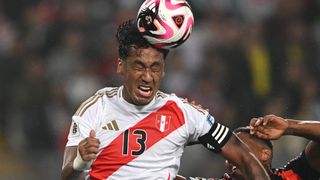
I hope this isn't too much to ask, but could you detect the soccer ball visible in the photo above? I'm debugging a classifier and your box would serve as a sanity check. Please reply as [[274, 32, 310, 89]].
[[137, 0, 194, 49]]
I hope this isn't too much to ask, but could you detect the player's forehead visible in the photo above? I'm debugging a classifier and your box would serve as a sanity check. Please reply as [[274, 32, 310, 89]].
[[127, 47, 165, 64]]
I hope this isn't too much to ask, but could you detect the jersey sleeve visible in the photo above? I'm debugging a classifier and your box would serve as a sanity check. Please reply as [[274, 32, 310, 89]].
[[197, 121, 232, 153], [181, 101, 213, 143], [65, 94, 103, 147], [181, 100, 232, 152], [65, 115, 95, 147]]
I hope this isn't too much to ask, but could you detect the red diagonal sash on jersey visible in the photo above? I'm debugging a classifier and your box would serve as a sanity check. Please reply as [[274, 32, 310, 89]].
[[90, 100, 185, 179]]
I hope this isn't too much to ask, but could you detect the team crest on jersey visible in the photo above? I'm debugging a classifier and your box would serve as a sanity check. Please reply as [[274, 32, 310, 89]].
[[156, 114, 171, 132]]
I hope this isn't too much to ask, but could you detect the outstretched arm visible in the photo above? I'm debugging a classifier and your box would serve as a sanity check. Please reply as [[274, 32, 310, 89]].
[[250, 114, 320, 172]]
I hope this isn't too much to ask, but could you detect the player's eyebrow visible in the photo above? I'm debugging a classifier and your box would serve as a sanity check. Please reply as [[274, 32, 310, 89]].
[[132, 59, 162, 68], [150, 61, 161, 67], [132, 59, 145, 67]]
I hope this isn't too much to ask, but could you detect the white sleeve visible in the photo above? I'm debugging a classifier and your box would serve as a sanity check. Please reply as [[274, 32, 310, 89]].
[[182, 102, 215, 143], [65, 115, 95, 147], [65, 91, 103, 147], [183, 102, 232, 152]]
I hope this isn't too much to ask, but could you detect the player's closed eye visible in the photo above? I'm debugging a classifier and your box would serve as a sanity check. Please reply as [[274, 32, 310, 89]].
[[151, 65, 161, 72], [131, 61, 145, 71], [133, 65, 144, 71]]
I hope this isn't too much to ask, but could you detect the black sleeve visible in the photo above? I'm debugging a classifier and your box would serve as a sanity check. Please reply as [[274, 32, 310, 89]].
[[198, 122, 232, 153], [279, 151, 320, 180]]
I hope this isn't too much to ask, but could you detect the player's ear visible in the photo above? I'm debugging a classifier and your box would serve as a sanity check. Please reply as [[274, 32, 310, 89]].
[[260, 148, 272, 163], [117, 58, 124, 75]]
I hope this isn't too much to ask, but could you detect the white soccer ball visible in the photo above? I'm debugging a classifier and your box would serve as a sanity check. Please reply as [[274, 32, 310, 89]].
[[137, 0, 194, 49]]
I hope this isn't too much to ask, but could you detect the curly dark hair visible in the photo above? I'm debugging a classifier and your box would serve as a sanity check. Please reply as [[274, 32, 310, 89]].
[[116, 19, 169, 60]]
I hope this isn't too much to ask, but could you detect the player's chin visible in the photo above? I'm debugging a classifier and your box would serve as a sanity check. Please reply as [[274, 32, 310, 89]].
[[133, 89, 155, 105], [134, 95, 154, 106]]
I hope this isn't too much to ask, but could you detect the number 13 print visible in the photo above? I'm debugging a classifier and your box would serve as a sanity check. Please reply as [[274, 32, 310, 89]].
[[122, 129, 147, 156]]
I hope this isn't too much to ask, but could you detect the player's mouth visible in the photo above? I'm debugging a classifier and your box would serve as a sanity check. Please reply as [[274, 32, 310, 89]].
[[137, 85, 153, 98], [231, 166, 237, 172], [228, 166, 239, 177]]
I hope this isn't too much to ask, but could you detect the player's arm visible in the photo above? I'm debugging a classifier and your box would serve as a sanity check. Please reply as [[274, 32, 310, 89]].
[[250, 114, 320, 172], [62, 146, 81, 180], [61, 130, 100, 180], [198, 122, 270, 180]]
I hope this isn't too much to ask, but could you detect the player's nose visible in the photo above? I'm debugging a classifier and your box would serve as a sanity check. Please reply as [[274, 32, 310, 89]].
[[141, 68, 153, 82]]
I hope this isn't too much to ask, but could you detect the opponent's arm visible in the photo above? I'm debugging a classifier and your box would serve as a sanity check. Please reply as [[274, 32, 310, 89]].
[[250, 114, 320, 172], [62, 130, 100, 180]]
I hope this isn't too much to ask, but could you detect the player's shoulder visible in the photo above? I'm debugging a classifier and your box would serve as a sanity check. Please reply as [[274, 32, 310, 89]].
[[74, 86, 120, 117], [95, 86, 120, 98], [180, 97, 208, 115], [157, 91, 208, 114], [156, 91, 176, 100], [156, 91, 184, 104]]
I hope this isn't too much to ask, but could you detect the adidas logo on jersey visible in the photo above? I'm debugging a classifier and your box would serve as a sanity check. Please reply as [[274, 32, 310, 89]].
[[102, 120, 119, 131], [206, 143, 215, 150]]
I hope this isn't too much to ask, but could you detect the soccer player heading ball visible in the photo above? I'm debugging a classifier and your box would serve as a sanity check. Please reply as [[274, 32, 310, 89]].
[[61, 0, 270, 179]]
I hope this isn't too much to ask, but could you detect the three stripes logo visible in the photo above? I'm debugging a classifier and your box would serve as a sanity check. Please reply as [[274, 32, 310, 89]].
[[211, 123, 229, 145], [198, 122, 232, 152], [102, 120, 119, 131]]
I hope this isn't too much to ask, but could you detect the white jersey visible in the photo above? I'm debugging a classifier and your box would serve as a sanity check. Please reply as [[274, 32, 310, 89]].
[[66, 86, 215, 180]]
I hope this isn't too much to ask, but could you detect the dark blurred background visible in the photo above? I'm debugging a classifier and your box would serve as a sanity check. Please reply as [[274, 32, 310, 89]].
[[0, 0, 319, 179]]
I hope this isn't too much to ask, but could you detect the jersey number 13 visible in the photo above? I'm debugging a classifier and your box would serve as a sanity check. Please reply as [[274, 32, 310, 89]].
[[122, 129, 147, 156]]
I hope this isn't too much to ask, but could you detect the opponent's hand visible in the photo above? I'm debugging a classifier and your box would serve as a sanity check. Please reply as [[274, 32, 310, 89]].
[[78, 130, 100, 161], [250, 114, 288, 140]]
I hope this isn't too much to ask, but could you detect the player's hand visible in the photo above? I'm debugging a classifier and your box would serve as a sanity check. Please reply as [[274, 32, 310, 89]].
[[78, 130, 100, 161], [249, 114, 288, 140]]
